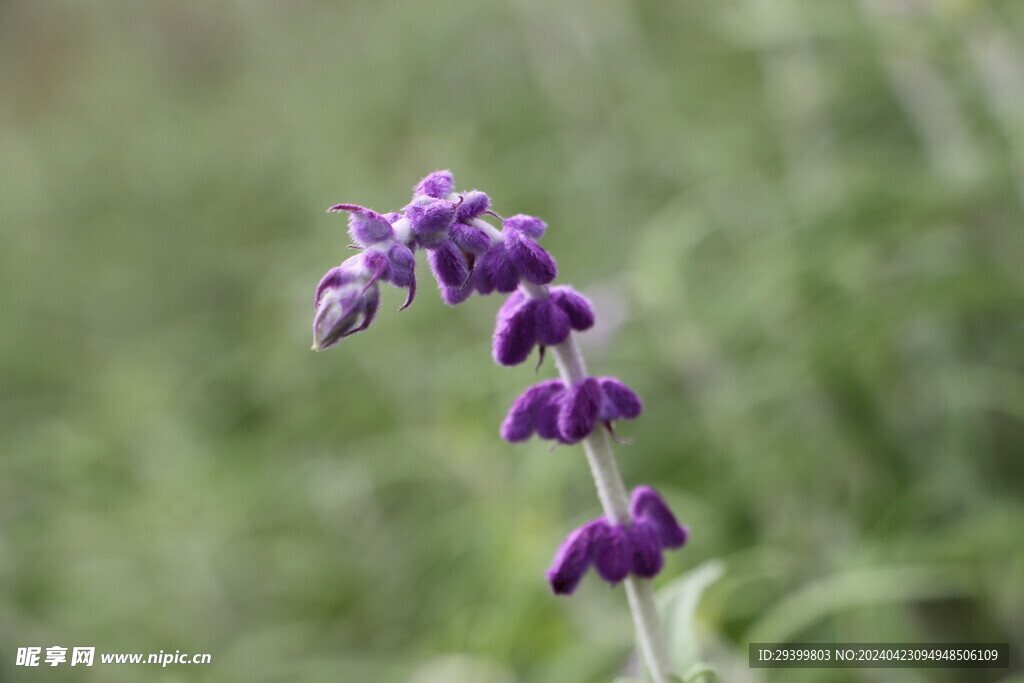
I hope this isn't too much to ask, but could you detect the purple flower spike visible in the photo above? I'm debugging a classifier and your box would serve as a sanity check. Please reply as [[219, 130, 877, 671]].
[[551, 286, 596, 331], [534, 298, 571, 346], [478, 244, 519, 294], [630, 486, 688, 549], [312, 264, 381, 351], [407, 197, 456, 249], [501, 379, 566, 442], [592, 522, 633, 583], [450, 222, 492, 256], [414, 170, 454, 199], [598, 378, 643, 421], [628, 521, 665, 578], [558, 378, 602, 443], [428, 240, 470, 288], [455, 190, 490, 221], [547, 520, 602, 595], [504, 214, 547, 240], [328, 204, 395, 246], [505, 230, 557, 285], [493, 293, 538, 366]]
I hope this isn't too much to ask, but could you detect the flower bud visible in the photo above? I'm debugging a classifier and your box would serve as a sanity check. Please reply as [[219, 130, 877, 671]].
[[503, 214, 547, 240], [327, 204, 394, 246], [311, 263, 381, 350], [406, 197, 456, 249], [413, 170, 454, 199], [455, 190, 490, 221], [450, 222, 492, 255]]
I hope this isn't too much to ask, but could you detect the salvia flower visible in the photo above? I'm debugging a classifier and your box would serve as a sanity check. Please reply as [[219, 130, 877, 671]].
[[546, 486, 688, 595], [314, 172, 688, 679], [311, 255, 382, 351], [500, 376, 643, 444], [492, 286, 595, 366]]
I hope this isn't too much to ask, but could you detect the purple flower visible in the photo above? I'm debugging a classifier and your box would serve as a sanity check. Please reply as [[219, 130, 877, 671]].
[[630, 486, 688, 549], [455, 190, 490, 221], [311, 258, 381, 350], [450, 222, 492, 256], [591, 522, 632, 583], [547, 487, 688, 593], [493, 292, 537, 366], [414, 170, 454, 199], [547, 520, 604, 595], [503, 214, 547, 240], [628, 521, 664, 578], [505, 229, 557, 285], [327, 204, 395, 246], [533, 298, 571, 347], [406, 196, 457, 249], [558, 378, 602, 444], [428, 240, 470, 288], [500, 379, 566, 442], [550, 286, 595, 331], [476, 244, 519, 294], [501, 375, 642, 443]]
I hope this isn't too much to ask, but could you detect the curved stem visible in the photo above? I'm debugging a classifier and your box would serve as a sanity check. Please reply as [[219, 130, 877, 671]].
[[520, 281, 675, 683]]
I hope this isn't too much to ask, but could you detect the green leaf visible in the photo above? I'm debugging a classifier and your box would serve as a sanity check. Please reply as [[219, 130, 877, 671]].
[[657, 559, 726, 676]]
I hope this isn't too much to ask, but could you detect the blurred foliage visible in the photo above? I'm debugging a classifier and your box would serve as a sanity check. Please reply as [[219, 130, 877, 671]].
[[1, 0, 1023, 681]]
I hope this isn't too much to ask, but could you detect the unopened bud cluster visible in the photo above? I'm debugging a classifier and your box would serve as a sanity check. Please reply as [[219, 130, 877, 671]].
[[312, 171, 688, 594]]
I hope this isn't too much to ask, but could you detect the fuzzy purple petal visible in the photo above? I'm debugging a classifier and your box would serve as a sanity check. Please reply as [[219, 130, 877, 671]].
[[478, 244, 519, 294], [440, 284, 473, 306], [314, 266, 357, 308], [386, 243, 416, 289], [551, 286, 596, 331], [557, 378, 602, 443], [493, 296, 538, 366], [547, 520, 601, 595], [450, 222, 492, 255], [503, 214, 547, 240], [534, 386, 567, 440], [328, 204, 395, 246], [500, 379, 565, 442], [533, 298, 571, 346], [599, 378, 643, 420], [629, 521, 665, 578], [455, 190, 490, 221], [505, 230, 557, 285], [630, 486, 688, 549], [428, 240, 470, 288], [406, 198, 456, 249], [591, 522, 632, 583], [414, 170, 454, 199]]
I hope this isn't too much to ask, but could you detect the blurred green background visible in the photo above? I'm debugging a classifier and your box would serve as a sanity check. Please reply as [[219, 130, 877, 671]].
[[2, 0, 1022, 681]]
